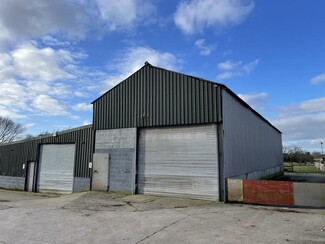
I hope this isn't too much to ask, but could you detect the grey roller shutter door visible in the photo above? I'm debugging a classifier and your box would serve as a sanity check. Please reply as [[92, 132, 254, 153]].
[[138, 124, 219, 200], [38, 144, 75, 193]]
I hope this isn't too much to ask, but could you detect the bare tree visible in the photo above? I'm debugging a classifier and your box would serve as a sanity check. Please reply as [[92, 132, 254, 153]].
[[0, 116, 26, 144]]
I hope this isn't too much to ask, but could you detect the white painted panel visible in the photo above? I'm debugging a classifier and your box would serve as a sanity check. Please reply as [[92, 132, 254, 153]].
[[138, 124, 219, 200], [38, 144, 75, 193]]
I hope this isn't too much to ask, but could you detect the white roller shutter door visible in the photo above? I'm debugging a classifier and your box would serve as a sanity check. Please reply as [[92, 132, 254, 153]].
[[138, 124, 219, 200], [38, 144, 75, 193]]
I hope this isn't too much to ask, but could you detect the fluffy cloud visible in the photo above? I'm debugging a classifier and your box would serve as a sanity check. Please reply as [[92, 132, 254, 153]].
[[195, 39, 214, 56], [11, 42, 76, 81], [298, 97, 325, 113], [217, 60, 240, 71], [32, 95, 68, 116], [238, 92, 269, 112], [103, 46, 181, 90], [0, 80, 29, 118], [41, 35, 71, 47], [72, 103, 93, 111], [310, 73, 325, 85], [217, 59, 259, 80], [271, 97, 325, 151], [0, 41, 104, 118], [0, 0, 156, 49], [174, 0, 254, 34], [0, 0, 88, 48], [96, 0, 155, 31]]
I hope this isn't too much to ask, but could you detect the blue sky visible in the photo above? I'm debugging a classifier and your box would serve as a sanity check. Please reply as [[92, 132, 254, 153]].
[[0, 0, 324, 152]]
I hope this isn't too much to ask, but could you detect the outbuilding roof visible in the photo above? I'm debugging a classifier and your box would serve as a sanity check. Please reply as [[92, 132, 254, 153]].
[[92, 62, 281, 133]]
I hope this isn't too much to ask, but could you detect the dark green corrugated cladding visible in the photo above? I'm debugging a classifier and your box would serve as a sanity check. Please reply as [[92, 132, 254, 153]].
[[92, 62, 223, 130], [92, 62, 280, 133], [0, 125, 94, 177]]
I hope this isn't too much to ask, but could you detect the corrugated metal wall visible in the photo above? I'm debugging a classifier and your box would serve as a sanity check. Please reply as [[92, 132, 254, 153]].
[[222, 89, 283, 179], [93, 63, 222, 130], [0, 125, 94, 178]]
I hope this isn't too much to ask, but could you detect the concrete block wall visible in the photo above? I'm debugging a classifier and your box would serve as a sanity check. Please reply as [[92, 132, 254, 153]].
[[227, 179, 243, 202], [0, 176, 25, 190], [73, 177, 90, 192], [293, 183, 325, 208], [95, 128, 137, 193]]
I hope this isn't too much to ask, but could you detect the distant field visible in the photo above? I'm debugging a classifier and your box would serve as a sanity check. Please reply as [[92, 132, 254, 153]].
[[283, 163, 322, 173]]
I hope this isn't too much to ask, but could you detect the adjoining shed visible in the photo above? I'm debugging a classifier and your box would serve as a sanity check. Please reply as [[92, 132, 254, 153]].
[[0, 62, 283, 201], [0, 125, 94, 193]]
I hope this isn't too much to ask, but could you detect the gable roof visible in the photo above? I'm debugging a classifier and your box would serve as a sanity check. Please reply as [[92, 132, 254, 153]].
[[92, 62, 281, 133]]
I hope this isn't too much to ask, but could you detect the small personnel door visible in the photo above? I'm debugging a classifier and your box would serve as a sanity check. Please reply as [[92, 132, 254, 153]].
[[92, 153, 110, 191], [26, 162, 35, 192]]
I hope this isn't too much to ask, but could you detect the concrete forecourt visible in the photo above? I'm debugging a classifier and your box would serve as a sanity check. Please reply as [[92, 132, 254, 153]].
[[0, 190, 324, 244]]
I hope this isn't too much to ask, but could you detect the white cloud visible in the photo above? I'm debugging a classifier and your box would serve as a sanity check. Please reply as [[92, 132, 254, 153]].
[[238, 92, 269, 112], [195, 39, 214, 56], [281, 97, 325, 115], [0, 41, 105, 119], [41, 35, 71, 47], [72, 103, 93, 111], [217, 60, 241, 71], [74, 91, 89, 98], [299, 97, 325, 113], [25, 123, 35, 128], [271, 97, 325, 151], [11, 42, 76, 81], [32, 95, 68, 116], [217, 59, 259, 80], [0, 0, 156, 49], [0, 105, 24, 119], [310, 73, 325, 85], [104, 46, 181, 90], [174, 0, 254, 34], [96, 0, 155, 31], [0, 81, 29, 118], [82, 120, 92, 126], [273, 112, 325, 142], [0, 0, 88, 48]]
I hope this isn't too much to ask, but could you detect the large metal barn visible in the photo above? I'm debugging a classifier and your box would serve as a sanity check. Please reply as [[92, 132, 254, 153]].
[[0, 62, 283, 201]]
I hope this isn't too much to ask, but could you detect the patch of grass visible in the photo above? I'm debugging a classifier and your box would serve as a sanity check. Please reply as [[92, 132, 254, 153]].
[[292, 165, 322, 173]]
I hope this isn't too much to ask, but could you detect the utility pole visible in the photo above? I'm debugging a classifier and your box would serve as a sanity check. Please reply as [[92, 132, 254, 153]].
[[321, 141, 323, 154]]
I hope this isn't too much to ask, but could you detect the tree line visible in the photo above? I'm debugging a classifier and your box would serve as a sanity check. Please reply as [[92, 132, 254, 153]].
[[0, 116, 62, 145], [283, 146, 320, 163], [0, 116, 25, 144]]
